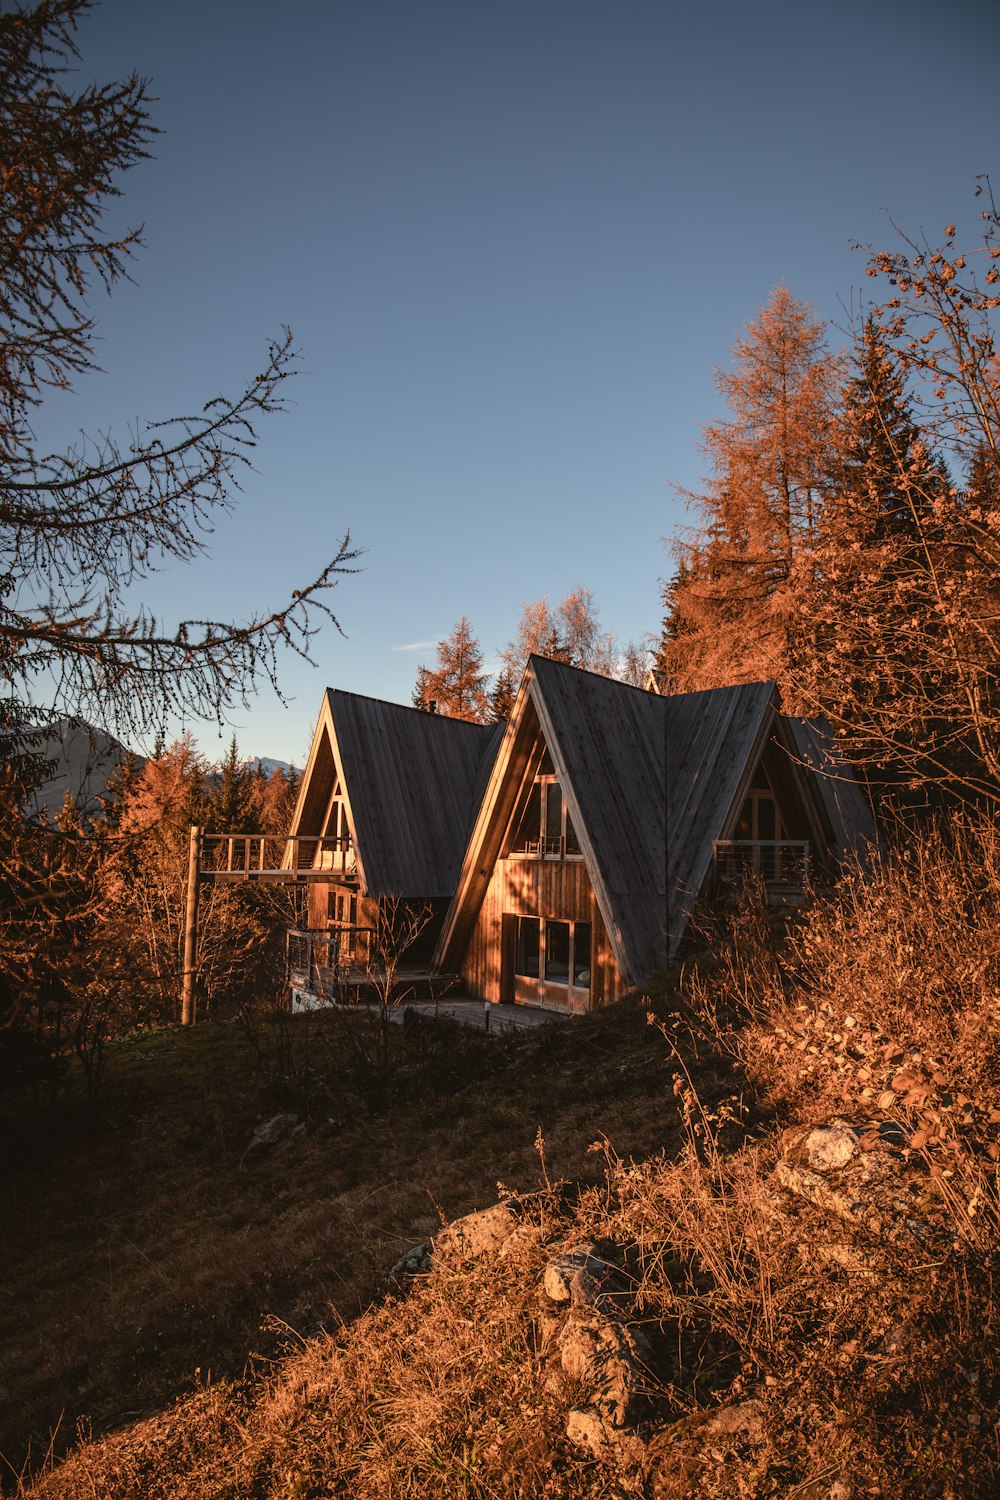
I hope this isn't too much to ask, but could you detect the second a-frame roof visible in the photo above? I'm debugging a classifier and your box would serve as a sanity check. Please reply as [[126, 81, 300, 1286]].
[[437, 656, 781, 986], [290, 689, 503, 898]]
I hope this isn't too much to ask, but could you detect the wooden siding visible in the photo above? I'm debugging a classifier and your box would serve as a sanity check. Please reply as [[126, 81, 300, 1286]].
[[459, 856, 623, 1011]]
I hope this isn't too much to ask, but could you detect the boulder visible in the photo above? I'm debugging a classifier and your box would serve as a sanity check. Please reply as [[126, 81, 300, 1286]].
[[705, 1398, 767, 1442], [566, 1404, 647, 1463], [243, 1113, 304, 1161], [801, 1125, 860, 1173], [435, 1199, 520, 1262], [557, 1309, 647, 1427], [387, 1239, 432, 1290], [543, 1243, 609, 1306]]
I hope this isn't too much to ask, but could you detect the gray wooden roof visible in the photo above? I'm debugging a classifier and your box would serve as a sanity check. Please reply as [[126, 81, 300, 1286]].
[[786, 717, 879, 864], [290, 690, 503, 898], [437, 657, 785, 985]]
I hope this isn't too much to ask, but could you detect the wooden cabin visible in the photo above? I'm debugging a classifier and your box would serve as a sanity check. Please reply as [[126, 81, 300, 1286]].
[[287, 689, 502, 990], [434, 656, 876, 1014]]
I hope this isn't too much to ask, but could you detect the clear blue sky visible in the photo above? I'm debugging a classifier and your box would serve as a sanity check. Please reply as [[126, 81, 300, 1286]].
[[37, 0, 1000, 765]]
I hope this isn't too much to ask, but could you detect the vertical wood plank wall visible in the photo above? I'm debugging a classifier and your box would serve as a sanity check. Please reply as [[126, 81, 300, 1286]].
[[460, 858, 623, 1010]]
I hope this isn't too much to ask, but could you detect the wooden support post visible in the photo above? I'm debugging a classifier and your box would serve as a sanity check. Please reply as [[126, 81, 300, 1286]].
[[181, 824, 202, 1026]]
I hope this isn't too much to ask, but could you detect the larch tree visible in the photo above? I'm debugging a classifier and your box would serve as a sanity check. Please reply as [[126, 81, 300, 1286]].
[[415, 617, 489, 722], [659, 286, 843, 700], [499, 587, 626, 680], [0, 0, 359, 750]]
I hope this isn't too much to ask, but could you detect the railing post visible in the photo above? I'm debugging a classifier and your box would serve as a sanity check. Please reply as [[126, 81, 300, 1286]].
[[181, 824, 202, 1026]]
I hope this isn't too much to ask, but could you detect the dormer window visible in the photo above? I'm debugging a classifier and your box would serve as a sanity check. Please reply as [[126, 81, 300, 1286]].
[[510, 758, 582, 859]]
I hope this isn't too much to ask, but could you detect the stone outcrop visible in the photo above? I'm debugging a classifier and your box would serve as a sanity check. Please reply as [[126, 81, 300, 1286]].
[[773, 1116, 955, 1249], [539, 1238, 650, 1460]]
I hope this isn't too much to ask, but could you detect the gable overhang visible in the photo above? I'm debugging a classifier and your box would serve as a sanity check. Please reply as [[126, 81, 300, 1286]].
[[527, 670, 642, 988], [285, 690, 367, 893], [434, 669, 539, 971], [434, 658, 649, 989]]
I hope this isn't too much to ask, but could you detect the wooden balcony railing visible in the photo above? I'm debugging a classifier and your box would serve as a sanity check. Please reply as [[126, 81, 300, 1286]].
[[198, 832, 355, 881]]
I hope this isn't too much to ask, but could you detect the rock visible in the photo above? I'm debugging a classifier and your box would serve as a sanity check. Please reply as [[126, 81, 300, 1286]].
[[557, 1309, 647, 1427], [436, 1199, 519, 1262], [774, 1136, 949, 1249], [802, 1125, 859, 1173], [244, 1113, 303, 1160], [828, 1481, 852, 1500], [772, 1159, 863, 1223], [565, 1404, 647, 1463], [705, 1398, 767, 1441], [387, 1239, 432, 1290], [543, 1243, 609, 1305]]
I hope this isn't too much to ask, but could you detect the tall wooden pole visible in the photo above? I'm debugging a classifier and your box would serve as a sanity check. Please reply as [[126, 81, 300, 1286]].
[[181, 824, 202, 1026]]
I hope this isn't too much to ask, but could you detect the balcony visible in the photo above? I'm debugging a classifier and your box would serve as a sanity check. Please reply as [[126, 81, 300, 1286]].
[[712, 840, 810, 903], [198, 833, 355, 882]]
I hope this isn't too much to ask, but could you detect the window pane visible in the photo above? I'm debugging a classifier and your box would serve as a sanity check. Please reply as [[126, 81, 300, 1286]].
[[736, 798, 753, 839], [515, 917, 540, 978], [565, 808, 581, 857], [513, 783, 542, 853], [544, 920, 570, 984], [757, 795, 776, 841], [573, 922, 591, 990], [544, 782, 562, 855]]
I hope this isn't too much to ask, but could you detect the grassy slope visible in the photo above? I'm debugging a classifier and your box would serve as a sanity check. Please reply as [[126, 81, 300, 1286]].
[[13, 824, 1000, 1499], [2, 991, 737, 1492]]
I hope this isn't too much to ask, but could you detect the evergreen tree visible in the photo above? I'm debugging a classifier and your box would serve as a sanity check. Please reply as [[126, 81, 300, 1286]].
[[213, 735, 254, 832], [487, 668, 516, 723], [411, 666, 433, 712]]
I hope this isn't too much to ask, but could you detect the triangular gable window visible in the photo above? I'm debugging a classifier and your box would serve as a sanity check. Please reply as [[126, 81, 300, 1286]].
[[508, 743, 582, 861]]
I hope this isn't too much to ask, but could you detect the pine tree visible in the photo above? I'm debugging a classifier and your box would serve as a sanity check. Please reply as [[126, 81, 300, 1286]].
[[411, 666, 433, 712], [214, 735, 254, 831], [487, 668, 516, 723], [794, 323, 948, 793]]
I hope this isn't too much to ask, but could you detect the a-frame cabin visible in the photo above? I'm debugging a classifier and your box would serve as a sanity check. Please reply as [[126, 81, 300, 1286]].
[[288, 689, 502, 978], [434, 656, 875, 1014]]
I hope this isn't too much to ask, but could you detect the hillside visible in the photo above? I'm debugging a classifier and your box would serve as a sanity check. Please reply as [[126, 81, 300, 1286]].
[[9, 821, 1000, 1498], [2, 992, 724, 1494]]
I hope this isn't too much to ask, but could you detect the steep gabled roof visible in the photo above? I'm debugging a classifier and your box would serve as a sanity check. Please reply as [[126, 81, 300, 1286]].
[[289, 690, 503, 898], [785, 717, 880, 864], [436, 656, 782, 986]]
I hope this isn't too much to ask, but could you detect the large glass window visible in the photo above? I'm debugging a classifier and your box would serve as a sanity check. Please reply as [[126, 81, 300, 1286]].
[[573, 922, 591, 991], [510, 773, 582, 859], [515, 916, 540, 978], [513, 783, 542, 855], [544, 782, 563, 855], [514, 918, 592, 990], [544, 920, 570, 984]]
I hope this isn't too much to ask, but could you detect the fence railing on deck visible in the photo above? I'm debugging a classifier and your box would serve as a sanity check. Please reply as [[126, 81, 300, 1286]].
[[199, 832, 354, 879], [712, 839, 810, 892]]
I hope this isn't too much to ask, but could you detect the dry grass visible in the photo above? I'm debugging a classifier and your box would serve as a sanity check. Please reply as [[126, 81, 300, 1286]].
[[2, 987, 733, 1494], [13, 818, 1000, 1497]]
